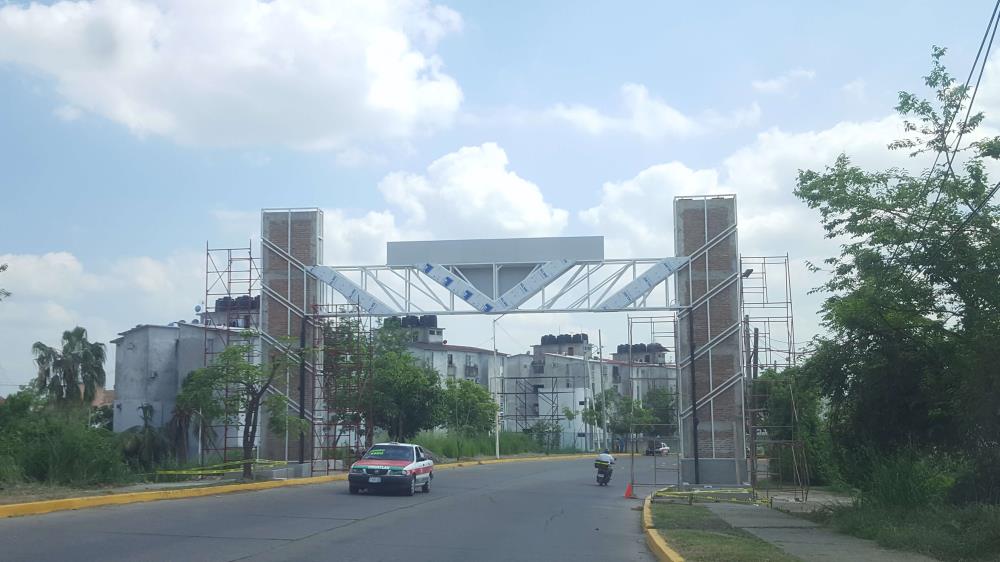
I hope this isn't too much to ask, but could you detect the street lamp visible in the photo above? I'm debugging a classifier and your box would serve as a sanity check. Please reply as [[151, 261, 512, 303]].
[[492, 315, 506, 459]]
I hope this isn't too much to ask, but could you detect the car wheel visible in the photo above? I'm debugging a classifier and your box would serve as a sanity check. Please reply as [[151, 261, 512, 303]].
[[405, 476, 415, 496], [349, 486, 359, 495]]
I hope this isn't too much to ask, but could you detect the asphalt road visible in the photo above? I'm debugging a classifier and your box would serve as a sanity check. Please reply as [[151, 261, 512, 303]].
[[0, 457, 664, 562]]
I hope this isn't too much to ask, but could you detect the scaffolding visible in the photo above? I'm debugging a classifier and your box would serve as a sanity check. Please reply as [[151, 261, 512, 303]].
[[625, 315, 682, 493], [498, 337, 606, 451], [202, 243, 261, 464], [739, 254, 808, 501], [310, 304, 374, 475]]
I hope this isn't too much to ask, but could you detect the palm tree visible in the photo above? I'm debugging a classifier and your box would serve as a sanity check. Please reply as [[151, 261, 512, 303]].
[[32, 326, 107, 404]]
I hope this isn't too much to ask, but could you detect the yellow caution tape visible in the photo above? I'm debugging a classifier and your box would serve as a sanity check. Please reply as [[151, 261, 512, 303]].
[[155, 459, 289, 476]]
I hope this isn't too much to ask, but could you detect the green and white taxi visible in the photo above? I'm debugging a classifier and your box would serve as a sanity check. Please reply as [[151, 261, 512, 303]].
[[348, 442, 434, 496]]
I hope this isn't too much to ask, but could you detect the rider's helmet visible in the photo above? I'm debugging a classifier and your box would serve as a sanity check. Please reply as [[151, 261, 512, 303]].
[[602, 449, 610, 454]]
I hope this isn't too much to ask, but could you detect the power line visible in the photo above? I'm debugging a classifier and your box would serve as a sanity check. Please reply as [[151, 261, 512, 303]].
[[886, 0, 1000, 267], [943, 179, 1000, 246]]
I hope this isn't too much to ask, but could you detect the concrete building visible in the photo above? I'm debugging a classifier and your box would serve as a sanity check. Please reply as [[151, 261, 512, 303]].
[[501, 334, 609, 450], [395, 316, 502, 389], [610, 343, 677, 402], [110, 323, 248, 459]]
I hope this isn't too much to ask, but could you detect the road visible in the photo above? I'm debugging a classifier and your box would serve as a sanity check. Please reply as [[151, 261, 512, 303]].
[[0, 458, 660, 562]]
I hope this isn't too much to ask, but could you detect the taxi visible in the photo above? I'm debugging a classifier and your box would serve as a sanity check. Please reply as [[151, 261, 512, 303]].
[[348, 442, 434, 496]]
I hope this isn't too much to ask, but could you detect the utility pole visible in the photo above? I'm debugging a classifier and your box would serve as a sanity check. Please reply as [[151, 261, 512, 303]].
[[688, 308, 700, 485], [598, 330, 608, 451], [298, 313, 308, 466], [492, 316, 502, 459], [752, 328, 760, 380]]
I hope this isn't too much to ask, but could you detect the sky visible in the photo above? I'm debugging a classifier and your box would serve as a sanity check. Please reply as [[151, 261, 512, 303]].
[[1, 0, 998, 392]]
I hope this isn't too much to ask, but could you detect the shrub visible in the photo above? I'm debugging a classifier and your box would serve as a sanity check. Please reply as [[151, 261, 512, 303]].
[[0, 392, 132, 486], [861, 449, 957, 509]]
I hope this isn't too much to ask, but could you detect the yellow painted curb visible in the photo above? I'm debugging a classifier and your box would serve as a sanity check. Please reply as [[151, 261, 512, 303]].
[[0, 453, 592, 519], [642, 494, 685, 562]]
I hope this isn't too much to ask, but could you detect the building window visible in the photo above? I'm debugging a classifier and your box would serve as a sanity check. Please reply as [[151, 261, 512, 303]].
[[465, 354, 474, 366], [568, 346, 574, 356], [447, 354, 453, 366]]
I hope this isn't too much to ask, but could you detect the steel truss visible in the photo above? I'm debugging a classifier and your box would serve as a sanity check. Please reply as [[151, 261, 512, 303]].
[[309, 256, 690, 316]]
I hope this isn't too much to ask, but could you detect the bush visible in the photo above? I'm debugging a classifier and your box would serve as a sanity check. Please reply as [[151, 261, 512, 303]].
[[0, 391, 132, 486], [825, 503, 1000, 561], [860, 449, 957, 509]]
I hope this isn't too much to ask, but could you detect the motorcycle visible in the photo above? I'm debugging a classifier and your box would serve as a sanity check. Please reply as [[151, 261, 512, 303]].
[[595, 460, 613, 486]]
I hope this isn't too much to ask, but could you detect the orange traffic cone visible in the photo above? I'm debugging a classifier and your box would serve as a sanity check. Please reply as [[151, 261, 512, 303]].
[[624, 482, 635, 498]]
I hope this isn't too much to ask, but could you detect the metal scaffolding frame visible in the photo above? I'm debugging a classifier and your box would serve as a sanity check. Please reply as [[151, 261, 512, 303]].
[[309, 304, 374, 475], [739, 254, 809, 501], [202, 243, 261, 464], [625, 315, 682, 493]]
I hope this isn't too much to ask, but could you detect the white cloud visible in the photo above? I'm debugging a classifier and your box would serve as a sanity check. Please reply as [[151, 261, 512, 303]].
[[547, 83, 759, 140], [752, 68, 816, 94], [841, 79, 866, 101], [320, 142, 568, 265], [0, 0, 463, 149], [0, 251, 204, 390], [0, 252, 104, 298], [323, 210, 404, 265], [53, 104, 82, 121], [580, 114, 923, 345], [378, 142, 569, 237]]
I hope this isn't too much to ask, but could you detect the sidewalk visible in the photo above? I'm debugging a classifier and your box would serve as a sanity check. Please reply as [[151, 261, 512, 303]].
[[703, 502, 938, 562]]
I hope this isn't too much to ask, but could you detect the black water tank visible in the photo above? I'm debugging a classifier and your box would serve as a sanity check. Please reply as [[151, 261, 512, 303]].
[[581, 334, 589, 342], [419, 315, 437, 328], [402, 315, 420, 328], [571, 334, 583, 343], [649, 343, 665, 352], [616, 344, 628, 354], [557, 334, 571, 344]]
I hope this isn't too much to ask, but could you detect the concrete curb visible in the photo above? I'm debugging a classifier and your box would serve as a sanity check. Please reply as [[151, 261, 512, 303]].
[[0, 453, 592, 519], [642, 494, 685, 562]]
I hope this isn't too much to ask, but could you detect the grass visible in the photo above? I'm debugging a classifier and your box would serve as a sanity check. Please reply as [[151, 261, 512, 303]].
[[651, 502, 800, 562], [805, 503, 1000, 561]]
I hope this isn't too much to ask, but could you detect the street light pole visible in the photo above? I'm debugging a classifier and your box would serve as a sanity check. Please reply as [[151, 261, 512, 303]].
[[492, 316, 503, 459]]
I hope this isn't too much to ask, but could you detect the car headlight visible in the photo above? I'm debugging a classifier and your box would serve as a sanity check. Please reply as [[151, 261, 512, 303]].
[[350, 467, 363, 474], [389, 468, 404, 475]]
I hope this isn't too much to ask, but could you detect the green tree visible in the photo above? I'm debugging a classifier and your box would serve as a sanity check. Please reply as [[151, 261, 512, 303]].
[[442, 378, 498, 458], [32, 326, 107, 405], [120, 403, 170, 470], [794, 47, 1000, 494], [753, 368, 836, 485], [643, 387, 677, 436], [581, 389, 653, 440], [177, 337, 306, 479], [368, 352, 443, 442], [90, 404, 113, 431]]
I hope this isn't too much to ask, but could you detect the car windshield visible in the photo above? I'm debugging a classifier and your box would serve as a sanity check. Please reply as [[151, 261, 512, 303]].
[[362, 445, 413, 461]]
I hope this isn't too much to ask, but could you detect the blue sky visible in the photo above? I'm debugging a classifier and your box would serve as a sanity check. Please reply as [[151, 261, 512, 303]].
[[1, 0, 996, 391]]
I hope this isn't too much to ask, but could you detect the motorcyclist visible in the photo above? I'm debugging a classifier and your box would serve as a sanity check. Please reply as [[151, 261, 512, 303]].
[[595, 449, 615, 484]]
